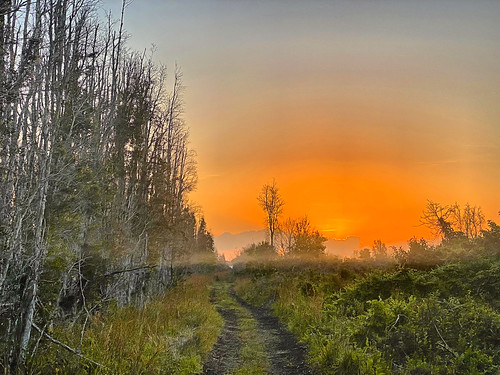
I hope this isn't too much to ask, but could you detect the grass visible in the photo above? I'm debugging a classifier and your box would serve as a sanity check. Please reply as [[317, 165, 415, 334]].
[[29, 275, 223, 374]]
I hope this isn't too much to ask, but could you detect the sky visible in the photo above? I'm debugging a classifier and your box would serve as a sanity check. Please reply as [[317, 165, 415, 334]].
[[101, 0, 500, 247]]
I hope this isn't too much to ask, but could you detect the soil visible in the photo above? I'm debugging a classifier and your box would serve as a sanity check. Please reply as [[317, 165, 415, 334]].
[[203, 294, 241, 374]]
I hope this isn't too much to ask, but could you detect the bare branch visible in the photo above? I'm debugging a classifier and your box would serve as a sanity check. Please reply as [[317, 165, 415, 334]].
[[103, 264, 157, 277], [32, 323, 107, 368]]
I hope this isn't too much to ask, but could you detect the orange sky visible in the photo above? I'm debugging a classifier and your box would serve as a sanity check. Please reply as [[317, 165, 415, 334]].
[[102, 1, 500, 247]]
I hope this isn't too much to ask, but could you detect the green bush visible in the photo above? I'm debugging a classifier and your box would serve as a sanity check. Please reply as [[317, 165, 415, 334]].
[[235, 257, 500, 374]]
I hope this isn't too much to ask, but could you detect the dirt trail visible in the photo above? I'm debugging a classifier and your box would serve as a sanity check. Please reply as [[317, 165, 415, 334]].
[[203, 284, 311, 375], [231, 289, 311, 375], [203, 291, 241, 374]]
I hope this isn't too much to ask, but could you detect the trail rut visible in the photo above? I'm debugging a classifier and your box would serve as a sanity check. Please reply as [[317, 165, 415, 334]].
[[231, 289, 311, 375], [203, 284, 311, 375]]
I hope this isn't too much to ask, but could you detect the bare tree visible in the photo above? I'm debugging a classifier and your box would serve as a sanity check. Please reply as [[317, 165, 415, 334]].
[[278, 217, 297, 254], [257, 180, 284, 249], [420, 200, 455, 238], [421, 200, 485, 239]]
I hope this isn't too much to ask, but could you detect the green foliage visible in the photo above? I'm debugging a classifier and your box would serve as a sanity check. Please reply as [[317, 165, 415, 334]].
[[242, 242, 276, 258], [280, 216, 328, 258], [235, 256, 500, 374], [358, 247, 371, 260], [372, 240, 388, 260], [480, 220, 500, 257], [196, 217, 215, 254], [406, 237, 441, 269], [396, 215, 500, 268], [232, 242, 278, 269]]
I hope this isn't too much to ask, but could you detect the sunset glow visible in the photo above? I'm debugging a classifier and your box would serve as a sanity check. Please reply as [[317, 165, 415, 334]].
[[103, 0, 500, 249]]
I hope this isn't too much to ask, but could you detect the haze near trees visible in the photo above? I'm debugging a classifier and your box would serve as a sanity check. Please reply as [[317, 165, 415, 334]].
[[246, 181, 327, 262], [0, 1, 499, 373]]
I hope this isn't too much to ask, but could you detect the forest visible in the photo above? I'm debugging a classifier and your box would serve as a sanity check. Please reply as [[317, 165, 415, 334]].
[[1, 1, 499, 374], [0, 1, 216, 372]]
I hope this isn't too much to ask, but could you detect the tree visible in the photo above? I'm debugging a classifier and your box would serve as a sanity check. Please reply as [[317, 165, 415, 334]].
[[420, 200, 455, 238], [406, 237, 439, 268], [196, 217, 215, 254], [231, 241, 277, 268], [278, 217, 297, 255], [480, 219, 500, 256], [451, 203, 485, 238], [242, 242, 276, 258], [0, 1, 204, 370], [287, 217, 327, 258], [257, 180, 284, 249], [421, 200, 485, 240], [372, 240, 388, 260], [358, 248, 371, 260], [391, 245, 407, 265]]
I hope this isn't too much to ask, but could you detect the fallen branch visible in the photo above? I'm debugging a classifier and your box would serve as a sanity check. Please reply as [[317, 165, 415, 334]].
[[104, 264, 157, 277], [432, 320, 458, 358], [32, 323, 107, 369], [388, 314, 407, 331]]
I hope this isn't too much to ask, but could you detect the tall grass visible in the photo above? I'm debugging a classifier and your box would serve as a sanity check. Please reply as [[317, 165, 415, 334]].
[[29, 275, 222, 374]]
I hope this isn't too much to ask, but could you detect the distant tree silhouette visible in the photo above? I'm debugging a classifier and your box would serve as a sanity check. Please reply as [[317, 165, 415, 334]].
[[421, 200, 485, 239], [196, 217, 215, 253], [372, 239, 388, 260], [243, 242, 276, 258], [258, 180, 284, 249], [397, 237, 440, 268], [287, 217, 327, 258], [358, 247, 371, 260], [278, 217, 297, 254]]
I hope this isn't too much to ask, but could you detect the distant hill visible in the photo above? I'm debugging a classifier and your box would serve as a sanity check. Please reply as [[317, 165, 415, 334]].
[[324, 236, 361, 258], [214, 230, 361, 260], [214, 230, 267, 260]]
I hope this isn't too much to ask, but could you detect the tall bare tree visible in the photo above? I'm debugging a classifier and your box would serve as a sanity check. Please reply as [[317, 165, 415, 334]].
[[258, 180, 284, 249]]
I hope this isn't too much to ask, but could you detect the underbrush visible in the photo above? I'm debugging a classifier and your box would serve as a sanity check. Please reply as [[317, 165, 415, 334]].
[[29, 275, 222, 374], [235, 258, 500, 374]]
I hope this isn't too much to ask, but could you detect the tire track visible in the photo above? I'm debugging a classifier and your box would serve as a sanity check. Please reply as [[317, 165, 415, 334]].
[[231, 288, 311, 375], [203, 290, 241, 374]]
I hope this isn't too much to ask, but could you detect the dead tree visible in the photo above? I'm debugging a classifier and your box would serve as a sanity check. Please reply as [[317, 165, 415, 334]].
[[258, 180, 284, 249]]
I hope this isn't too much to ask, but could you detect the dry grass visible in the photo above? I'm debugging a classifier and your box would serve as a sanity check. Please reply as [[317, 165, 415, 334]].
[[29, 275, 223, 374]]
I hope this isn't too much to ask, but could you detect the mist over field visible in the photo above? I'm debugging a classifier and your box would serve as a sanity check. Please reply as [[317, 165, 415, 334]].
[[215, 230, 361, 260]]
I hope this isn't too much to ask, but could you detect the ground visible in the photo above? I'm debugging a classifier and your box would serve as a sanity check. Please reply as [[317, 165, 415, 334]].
[[203, 281, 311, 375]]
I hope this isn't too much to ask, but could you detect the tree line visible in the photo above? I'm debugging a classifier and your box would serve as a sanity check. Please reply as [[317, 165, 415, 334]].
[[240, 181, 499, 267], [0, 1, 214, 372], [354, 200, 498, 267]]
